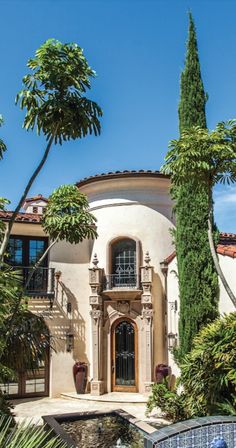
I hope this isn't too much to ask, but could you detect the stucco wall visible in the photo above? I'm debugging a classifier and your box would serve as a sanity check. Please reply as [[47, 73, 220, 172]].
[[80, 176, 175, 388], [10, 175, 176, 396], [166, 253, 236, 380], [48, 238, 92, 396], [218, 254, 236, 314]]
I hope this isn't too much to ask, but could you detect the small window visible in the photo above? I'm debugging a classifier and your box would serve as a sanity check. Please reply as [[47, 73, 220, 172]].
[[32, 206, 38, 214]]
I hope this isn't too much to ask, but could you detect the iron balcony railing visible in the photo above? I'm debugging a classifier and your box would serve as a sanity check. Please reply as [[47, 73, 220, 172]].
[[103, 274, 140, 290], [13, 266, 55, 298]]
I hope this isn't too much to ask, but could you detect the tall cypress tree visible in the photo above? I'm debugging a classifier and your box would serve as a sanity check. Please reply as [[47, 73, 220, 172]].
[[176, 13, 219, 359]]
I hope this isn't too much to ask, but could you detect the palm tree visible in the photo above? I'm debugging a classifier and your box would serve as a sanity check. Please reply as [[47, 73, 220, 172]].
[[0, 39, 102, 262]]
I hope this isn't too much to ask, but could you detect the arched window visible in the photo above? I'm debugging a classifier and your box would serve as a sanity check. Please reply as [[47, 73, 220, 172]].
[[111, 238, 136, 287]]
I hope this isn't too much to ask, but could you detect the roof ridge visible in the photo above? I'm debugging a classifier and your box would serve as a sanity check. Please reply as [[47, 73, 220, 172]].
[[76, 169, 170, 187]]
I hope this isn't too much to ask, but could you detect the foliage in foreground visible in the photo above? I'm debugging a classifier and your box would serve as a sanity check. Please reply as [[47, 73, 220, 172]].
[[0, 264, 51, 415], [146, 378, 187, 423], [0, 37, 102, 262], [42, 184, 97, 244], [0, 417, 68, 448], [181, 312, 236, 416], [147, 313, 236, 422]]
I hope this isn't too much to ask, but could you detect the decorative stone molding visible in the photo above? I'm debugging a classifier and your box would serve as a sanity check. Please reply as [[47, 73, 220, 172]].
[[90, 309, 103, 322], [89, 254, 103, 295], [117, 300, 130, 314], [141, 252, 153, 287], [89, 254, 104, 396], [142, 308, 154, 323], [140, 251, 154, 390], [89, 295, 102, 306]]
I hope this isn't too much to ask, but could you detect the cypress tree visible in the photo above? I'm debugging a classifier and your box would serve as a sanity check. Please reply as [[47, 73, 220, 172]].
[[175, 13, 219, 359]]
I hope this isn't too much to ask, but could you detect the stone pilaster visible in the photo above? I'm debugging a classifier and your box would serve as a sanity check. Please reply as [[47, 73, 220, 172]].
[[140, 251, 154, 393], [89, 254, 104, 395]]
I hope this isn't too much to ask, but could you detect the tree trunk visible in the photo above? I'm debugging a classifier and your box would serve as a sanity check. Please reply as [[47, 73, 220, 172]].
[[0, 135, 54, 263], [208, 201, 236, 308]]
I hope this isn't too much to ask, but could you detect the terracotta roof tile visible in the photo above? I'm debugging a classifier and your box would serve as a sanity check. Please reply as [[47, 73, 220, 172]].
[[219, 232, 236, 244], [164, 233, 236, 264], [24, 194, 48, 203], [217, 245, 236, 258], [77, 169, 170, 188], [0, 211, 42, 223]]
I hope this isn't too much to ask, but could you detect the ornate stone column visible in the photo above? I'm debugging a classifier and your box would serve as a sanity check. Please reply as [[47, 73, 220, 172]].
[[89, 254, 104, 395], [141, 251, 154, 393]]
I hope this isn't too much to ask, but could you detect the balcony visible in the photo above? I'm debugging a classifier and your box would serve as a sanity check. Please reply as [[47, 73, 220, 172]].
[[102, 274, 142, 300], [13, 266, 55, 299]]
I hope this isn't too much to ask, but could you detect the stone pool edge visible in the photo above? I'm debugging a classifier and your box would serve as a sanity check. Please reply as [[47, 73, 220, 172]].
[[43, 409, 156, 447]]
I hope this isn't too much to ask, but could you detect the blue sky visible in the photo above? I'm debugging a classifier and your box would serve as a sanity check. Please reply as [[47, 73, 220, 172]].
[[0, 0, 235, 232]]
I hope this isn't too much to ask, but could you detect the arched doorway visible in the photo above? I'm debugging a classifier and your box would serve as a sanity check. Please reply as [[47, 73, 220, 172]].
[[111, 319, 138, 392]]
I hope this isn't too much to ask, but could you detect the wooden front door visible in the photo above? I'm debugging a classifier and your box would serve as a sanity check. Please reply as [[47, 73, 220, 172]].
[[112, 319, 137, 392]]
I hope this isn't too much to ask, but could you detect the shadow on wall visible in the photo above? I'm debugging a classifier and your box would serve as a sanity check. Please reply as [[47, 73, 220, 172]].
[[50, 238, 95, 265], [48, 279, 89, 368], [152, 270, 168, 371]]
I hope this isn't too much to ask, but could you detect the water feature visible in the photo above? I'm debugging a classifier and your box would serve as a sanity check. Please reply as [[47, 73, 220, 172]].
[[61, 414, 145, 448], [43, 411, 236, 448]]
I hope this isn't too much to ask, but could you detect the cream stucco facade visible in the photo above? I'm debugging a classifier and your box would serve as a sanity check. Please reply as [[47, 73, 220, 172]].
[[6, 171, 235, 398], [165, 252, 236, 378]]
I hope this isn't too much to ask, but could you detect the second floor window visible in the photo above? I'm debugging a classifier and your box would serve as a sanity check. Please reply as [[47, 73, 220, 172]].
[[8, 236, 48, 267], [112, 238, 136, 286]]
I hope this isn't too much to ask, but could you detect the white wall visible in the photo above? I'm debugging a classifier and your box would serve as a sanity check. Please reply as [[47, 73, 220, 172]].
[[218, 254, 236, 314], [166, 253, 236, 379]]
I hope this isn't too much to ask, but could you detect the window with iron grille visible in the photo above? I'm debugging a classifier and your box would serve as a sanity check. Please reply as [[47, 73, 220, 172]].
[[112, 239, 136, 286]]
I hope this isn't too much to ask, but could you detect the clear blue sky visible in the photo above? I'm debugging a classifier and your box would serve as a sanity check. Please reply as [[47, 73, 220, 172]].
[[0, 0, 235, 232]]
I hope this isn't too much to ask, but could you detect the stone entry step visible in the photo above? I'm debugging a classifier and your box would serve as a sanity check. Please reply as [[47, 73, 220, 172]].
[[61, 391, 148, 404]]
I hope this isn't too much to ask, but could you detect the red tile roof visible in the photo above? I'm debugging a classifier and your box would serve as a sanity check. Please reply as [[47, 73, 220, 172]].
[[164, 233, 236, 264], [219, 232, 236, 244], [0, 211, 42, 223], [24, 194, 48, 203], [217, 245, 236, 258], [76, 170, 170, 188]]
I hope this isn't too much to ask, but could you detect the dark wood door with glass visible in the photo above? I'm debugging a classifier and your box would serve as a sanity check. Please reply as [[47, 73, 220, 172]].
[[0, 354, 49, 398], [112, 319, 138, 392]]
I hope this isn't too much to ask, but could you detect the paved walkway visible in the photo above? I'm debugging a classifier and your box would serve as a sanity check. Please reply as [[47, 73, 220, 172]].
[[12, 396, 167, 429], [61, 391, 147, 403]]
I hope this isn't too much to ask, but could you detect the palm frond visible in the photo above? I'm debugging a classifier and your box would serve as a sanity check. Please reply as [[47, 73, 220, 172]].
[[0, 417, 68, 448]]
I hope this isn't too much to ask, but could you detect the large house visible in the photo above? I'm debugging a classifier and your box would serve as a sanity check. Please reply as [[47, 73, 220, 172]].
[[0, 170, 235, 398]]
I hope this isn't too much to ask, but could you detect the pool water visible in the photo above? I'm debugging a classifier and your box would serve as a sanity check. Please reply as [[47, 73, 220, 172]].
[[61, 415, 145, 448]]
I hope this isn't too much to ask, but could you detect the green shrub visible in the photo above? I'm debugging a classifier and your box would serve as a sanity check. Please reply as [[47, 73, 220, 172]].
[[148, 313, 236, 421], [146, 378, 187, 423], [181, 312, 236, 416]]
